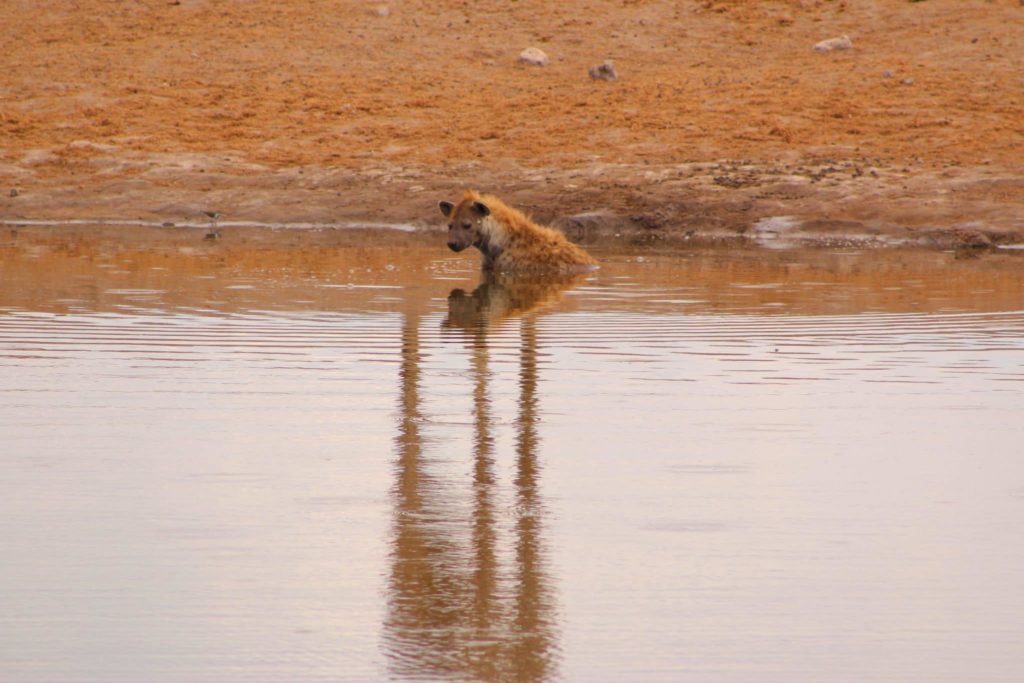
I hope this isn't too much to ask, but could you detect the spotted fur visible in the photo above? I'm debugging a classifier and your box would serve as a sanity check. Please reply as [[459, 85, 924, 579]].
[[439, 190, 598, 273]]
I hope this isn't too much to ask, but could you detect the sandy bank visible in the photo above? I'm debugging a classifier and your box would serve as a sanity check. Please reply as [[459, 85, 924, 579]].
[[2, 1, 1022, 249]]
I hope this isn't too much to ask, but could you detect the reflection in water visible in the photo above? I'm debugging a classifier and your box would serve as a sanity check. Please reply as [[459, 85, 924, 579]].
[[385, 274, 573, 681], [511, 317, 550, 677], [5, 231, 1024, 682], [442, 272, 587, 331]]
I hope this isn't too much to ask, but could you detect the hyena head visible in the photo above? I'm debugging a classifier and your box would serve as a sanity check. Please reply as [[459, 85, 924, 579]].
[[439, 198, 491, 252]]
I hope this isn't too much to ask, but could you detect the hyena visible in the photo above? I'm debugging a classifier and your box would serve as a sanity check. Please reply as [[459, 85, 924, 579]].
[[439, 190, 597, 273]]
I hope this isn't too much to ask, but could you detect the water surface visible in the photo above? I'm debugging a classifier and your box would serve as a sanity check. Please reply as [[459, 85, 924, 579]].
[[2, 229, 1024, 682]]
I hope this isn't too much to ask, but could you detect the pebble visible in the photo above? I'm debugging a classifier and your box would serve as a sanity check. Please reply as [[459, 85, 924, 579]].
[[374, 6, 389, 17], [9, 188, 18, 197], [882, 69, 894, 79], [589, 60, 619, 81], [518, 47, 549, 66], [902, 78, 915, 86], [813, 35, 853, 52]]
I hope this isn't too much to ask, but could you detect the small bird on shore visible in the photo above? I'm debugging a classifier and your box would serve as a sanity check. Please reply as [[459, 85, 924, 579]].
[[202, 210, 221, 240]]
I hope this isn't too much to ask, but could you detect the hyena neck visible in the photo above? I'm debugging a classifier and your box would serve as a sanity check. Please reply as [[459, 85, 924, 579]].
[[475, 237, 503, 270], [475, 216, 507, 270]]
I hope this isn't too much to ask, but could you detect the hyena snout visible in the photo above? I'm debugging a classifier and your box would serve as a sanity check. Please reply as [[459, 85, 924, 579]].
[[447, 231, 474, 252]]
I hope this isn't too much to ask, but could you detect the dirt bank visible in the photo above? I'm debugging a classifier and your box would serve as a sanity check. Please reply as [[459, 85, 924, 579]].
[[2, 0, 1022, 248]]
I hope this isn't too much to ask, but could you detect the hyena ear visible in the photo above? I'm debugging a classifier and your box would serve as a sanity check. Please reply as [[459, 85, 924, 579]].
[[439, 201, 454, 217], [471, 201, 491, 216]]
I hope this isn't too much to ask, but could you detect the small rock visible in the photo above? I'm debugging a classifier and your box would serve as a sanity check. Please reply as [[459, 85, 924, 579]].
[[882, 69, 894, 79], [589, 60, 619, 81], [374, 6, 389, 17], [518, 47, 549, 66], [901, 78, 915, 86], [9, 188, 18, 197], [813, 35, 853, 52]]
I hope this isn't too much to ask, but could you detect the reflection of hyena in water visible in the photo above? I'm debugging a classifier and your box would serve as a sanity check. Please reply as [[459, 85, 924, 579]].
[[439, 190, 598, 273], [443, 271, 586, 331]]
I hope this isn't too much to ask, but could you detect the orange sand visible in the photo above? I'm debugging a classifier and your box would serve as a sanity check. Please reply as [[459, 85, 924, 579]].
[[2, 0, 1022, 245]]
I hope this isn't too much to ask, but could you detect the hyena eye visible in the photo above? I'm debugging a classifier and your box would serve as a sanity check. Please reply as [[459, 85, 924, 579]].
[[462, 222, 472, 229], [448, 223, 454, 230]]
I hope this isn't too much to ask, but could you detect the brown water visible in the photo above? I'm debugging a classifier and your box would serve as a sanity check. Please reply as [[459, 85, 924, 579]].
[[2, 229, 1024, 682]]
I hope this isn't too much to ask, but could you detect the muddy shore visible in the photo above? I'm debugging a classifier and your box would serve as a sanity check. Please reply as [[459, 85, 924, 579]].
[[2, 1, 1022, 250]]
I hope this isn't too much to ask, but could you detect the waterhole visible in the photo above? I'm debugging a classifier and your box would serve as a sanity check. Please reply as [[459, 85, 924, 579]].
[[2, 229, 1023, 682]]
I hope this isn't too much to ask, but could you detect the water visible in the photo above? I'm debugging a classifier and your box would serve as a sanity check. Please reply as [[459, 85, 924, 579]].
[[2, 229, 1024, 682]]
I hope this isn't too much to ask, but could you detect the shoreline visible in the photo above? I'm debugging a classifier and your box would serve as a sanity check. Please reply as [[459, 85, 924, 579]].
[[3, 158, 1022, 253], [3, 1, 1022, 254]]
